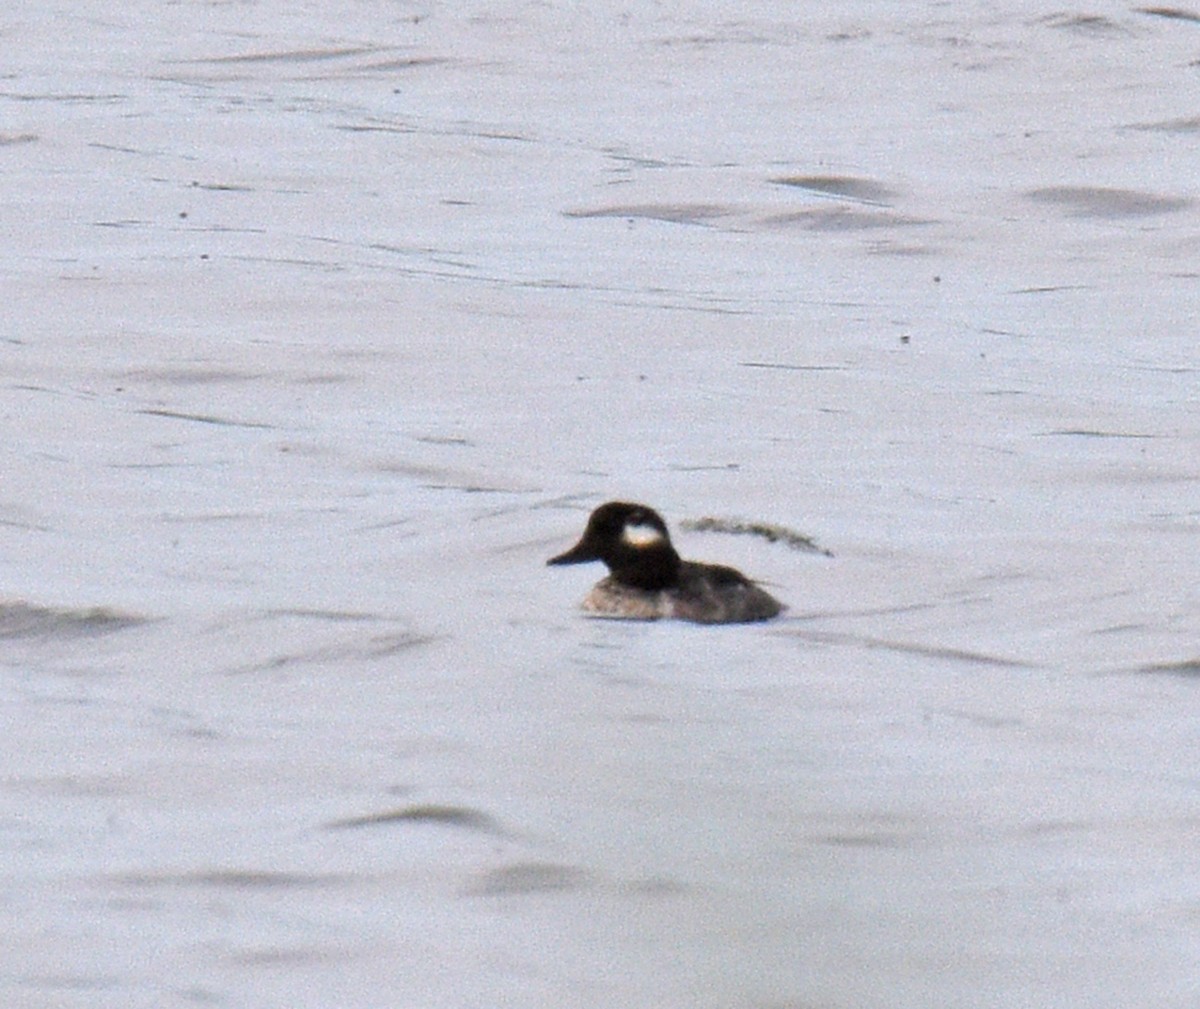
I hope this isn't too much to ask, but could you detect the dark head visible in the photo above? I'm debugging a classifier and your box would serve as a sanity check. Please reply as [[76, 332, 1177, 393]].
[[547, 501, 682, 590]]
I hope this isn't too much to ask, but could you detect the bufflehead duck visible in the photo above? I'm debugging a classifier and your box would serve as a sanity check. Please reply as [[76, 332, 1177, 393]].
[[547, 501, 784, 624]]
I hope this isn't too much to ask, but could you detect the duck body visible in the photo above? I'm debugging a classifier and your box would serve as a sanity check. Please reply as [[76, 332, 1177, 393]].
[[548, 502, 784, 625]]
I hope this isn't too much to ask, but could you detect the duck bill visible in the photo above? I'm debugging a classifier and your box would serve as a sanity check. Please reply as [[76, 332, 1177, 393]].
[[547, 539, 598, 566]]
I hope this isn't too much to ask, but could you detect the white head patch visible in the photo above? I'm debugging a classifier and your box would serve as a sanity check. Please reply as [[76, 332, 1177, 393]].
[[621, 521, 665, 548]]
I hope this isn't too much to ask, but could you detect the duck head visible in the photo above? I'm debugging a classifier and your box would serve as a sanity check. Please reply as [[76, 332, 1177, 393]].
[[547, 501, 682, 590]]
